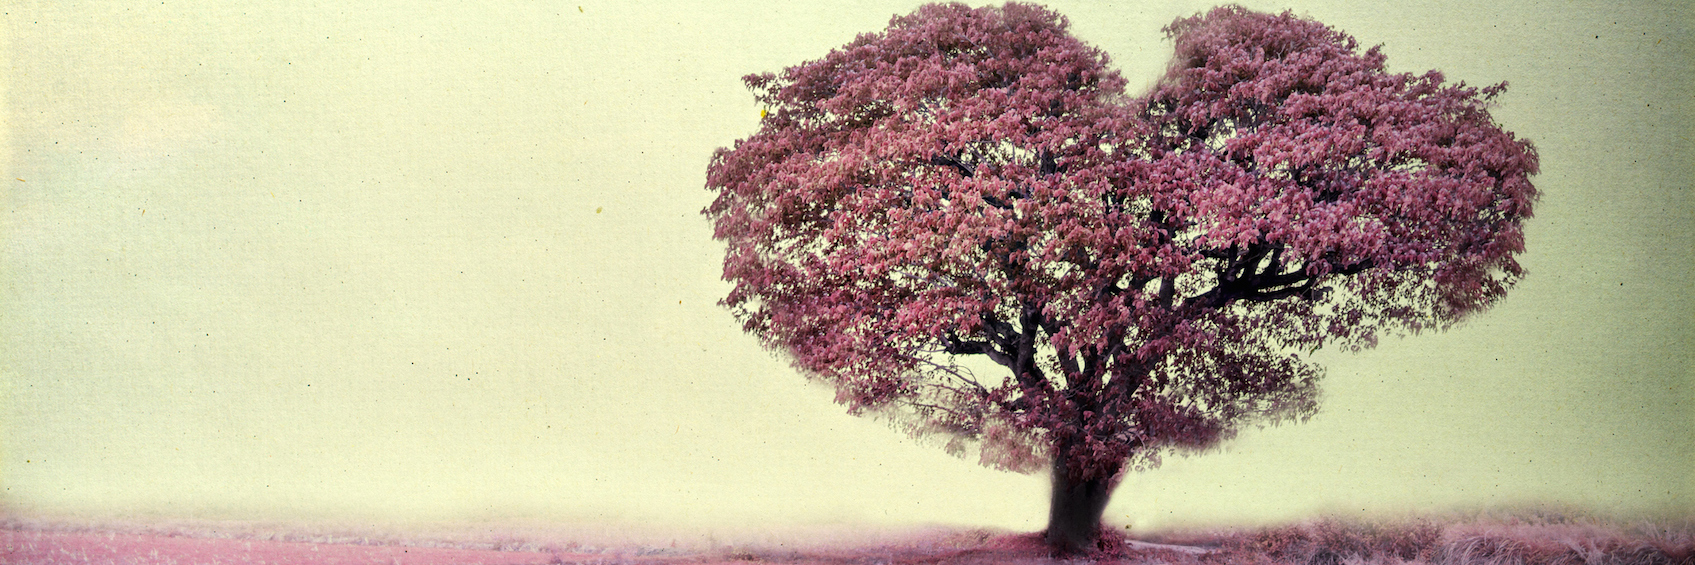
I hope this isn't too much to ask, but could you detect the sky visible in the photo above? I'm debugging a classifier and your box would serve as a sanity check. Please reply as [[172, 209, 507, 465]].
[[2, 0, 1690, 534]]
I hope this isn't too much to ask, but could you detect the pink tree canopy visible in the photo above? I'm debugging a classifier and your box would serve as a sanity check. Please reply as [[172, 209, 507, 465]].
[[704, 3, 1536, 546]]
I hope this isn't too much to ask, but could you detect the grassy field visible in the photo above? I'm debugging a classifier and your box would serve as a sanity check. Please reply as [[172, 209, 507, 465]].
[[4, 508, 1690, 564], [1118, 509, 1693, 565]]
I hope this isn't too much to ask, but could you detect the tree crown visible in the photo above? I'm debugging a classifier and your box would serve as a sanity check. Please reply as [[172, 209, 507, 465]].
[[705, 2, 1537, 481]]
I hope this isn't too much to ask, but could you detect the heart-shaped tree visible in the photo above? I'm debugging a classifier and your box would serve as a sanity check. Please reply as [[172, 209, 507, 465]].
[[705, 3, 1538, 556]]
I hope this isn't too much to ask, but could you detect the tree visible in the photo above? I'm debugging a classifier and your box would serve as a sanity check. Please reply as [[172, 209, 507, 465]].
[[704, 3, 1537, 556]]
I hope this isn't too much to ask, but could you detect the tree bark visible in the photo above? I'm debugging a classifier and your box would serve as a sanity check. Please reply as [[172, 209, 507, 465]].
[[1044, 453, 1119, 556]]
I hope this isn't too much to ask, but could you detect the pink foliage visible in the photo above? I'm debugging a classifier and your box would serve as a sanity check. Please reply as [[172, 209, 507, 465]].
[[705, 3, 1537, 486]]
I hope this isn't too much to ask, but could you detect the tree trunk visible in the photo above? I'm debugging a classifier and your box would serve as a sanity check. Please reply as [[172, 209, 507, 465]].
[[1044, 453, 1118, 556]]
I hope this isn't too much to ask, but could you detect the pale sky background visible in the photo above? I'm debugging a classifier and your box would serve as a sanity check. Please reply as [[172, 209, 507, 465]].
[[2, 0, 1690, 534]]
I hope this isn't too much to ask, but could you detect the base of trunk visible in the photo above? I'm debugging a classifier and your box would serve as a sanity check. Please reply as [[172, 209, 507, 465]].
[[1044, 456, 1119, 557]]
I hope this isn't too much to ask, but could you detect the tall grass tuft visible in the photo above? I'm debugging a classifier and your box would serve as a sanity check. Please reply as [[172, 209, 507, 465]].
[[1203, 519, 1443, 564]]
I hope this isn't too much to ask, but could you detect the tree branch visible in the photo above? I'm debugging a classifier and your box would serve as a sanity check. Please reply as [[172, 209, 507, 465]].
[[916, 357, 990, 395], [930, 153, 976, 178], [1038, 316, 1082, 379], [1014, 301, 1047, 388], [943, 331, 1014, 369], [1203, 255, 1378, 305], [911, 402, 975, 419], [1157, 276, 1177, 309]]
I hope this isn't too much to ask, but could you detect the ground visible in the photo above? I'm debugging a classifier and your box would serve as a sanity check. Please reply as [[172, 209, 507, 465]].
[[4, 511, 1690, 564]]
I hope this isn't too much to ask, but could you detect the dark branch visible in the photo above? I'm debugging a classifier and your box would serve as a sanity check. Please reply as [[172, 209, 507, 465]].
[[1198, 247, 1234, 260], [1225, 243, 1275, 283], [1200, 244, 1379, 306], [981, 311, 1019, 351], [1156, 276, 1177, 309], [1244, 277, 1320, 302], [1250, 269, 1309, 292], [943, 330, 1013, 369], [1014, 301, 1047, 387], [929, 154, 975, 178], [1336, 258, 1375, 276]]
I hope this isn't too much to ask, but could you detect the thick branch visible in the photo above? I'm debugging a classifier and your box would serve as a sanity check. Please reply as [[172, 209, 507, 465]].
[[1055, 350, 1082, 381], [1082, 338, 1126, 385], [1014, 301, 1047, 387], [1157, 276, 1177, 309], [1250, 269, 1309, 293], [1201, 255, 1378, 305], [1222, 243, 1275, 283], [982, 311, 1020, 351], [943, 330, 1014, 369]]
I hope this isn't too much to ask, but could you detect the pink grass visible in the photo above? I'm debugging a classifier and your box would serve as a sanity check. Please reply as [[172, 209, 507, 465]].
[[4, 509, 1690, 565], [1, 530, 582, 565]]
